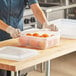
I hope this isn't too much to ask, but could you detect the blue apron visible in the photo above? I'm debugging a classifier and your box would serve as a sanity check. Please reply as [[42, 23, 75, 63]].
[[0, 0, 38, 41], [0, 0, 24, 41]]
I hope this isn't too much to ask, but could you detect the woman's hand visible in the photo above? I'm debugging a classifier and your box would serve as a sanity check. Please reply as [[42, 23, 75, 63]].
[[6, 26, 21, 38], [43, 22, 58, 31], [0, 20, 21, 38]]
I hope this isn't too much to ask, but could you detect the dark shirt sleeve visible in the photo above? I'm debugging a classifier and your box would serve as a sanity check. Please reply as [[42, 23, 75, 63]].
[[28, 0, 38, 5]]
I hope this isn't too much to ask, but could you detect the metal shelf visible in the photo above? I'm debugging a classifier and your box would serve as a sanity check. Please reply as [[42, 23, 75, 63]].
[[68, 13, 75, 17], [40, 0, 76, 18], [43, 4, 76, 13]]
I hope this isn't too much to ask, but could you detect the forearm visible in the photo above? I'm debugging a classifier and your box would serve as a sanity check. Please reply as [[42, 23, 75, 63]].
[[0, 20, 9, 31], [0, 20, 21, 38], [30, 3, 48, 25]]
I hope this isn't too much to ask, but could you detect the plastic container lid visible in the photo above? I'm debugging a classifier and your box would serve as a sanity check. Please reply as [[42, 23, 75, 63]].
[[0, 46, 39, 61]]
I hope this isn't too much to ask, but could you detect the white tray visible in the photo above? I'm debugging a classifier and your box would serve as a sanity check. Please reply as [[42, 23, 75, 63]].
[[49, 19, 76, 39], [0, 46, 39, 61]]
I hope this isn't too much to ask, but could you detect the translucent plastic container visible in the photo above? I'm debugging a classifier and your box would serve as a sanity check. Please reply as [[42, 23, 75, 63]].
[[21, 29, 60, 49]]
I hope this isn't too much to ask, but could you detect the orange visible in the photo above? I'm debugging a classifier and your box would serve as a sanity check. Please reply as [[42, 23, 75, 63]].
[[40, 34, 49, 38], [26, 33, 32, 36], [33, 33, 40, 37]]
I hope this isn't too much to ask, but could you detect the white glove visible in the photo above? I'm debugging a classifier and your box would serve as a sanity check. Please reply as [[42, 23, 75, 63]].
[[43, 22, 58, 31], [6, 26, 21, 38]]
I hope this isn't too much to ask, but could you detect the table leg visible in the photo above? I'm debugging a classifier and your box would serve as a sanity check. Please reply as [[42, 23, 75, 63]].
[[45, 60, 51, 76], [34, 65, 37, 71], [11, 71, 20, 76], [65, 0, 69, 18], [11, 71, 14, 76], [34, 63, 45, 72]]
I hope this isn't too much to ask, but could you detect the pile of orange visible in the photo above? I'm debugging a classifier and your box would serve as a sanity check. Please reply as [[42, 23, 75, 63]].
[[26, 33, 54, 38]]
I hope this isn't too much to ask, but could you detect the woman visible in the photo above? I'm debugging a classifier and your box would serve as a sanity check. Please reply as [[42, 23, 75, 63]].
[[0, 0, 58, 76]]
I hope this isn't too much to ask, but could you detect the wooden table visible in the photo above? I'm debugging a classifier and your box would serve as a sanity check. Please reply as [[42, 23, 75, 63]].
[[0, 38, 76, 76]]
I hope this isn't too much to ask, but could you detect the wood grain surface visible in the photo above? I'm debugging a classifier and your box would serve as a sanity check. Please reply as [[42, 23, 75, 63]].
[[0, 38, 76, 72]]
